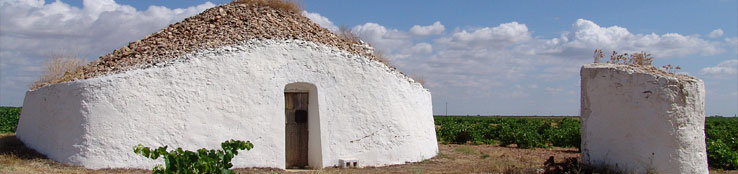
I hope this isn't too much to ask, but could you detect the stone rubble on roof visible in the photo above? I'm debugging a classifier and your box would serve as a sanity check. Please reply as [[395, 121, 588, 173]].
[[62, 2, 381, 82]]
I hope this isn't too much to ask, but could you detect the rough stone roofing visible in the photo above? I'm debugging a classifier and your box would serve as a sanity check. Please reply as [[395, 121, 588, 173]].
[[589, 63, 698, 81], [58, 2, 383, 84]]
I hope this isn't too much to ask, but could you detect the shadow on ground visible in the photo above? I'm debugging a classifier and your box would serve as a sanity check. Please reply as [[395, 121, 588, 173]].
[[0, 134, 46, 160]]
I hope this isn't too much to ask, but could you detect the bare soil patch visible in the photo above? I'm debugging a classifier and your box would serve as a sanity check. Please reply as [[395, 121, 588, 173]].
[[1, 133, 735, 174]]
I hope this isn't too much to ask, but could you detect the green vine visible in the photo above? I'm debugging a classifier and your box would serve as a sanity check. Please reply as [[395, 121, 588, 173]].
[[133, 139, 253, 174]]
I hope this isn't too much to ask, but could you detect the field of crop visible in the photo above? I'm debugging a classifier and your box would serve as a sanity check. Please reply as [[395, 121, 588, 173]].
[[0, 107, 21, 134], [435, 116, 580, 149], [435, 115, 738, 170], [706, 116, 738, 169]]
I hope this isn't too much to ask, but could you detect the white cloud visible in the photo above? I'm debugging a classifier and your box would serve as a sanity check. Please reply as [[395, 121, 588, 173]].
[[351, 22, 412, 54], [409, 42, 433, 54], [2, 3, 730, 115], [409, 21, 445, 36], [709, 28, 724, 38], [544, 87, 564, 95], [436, 21, 531, 48], [700, 59, 738, 76], [301, 11, 338, 32], [726, 37, 738, 52], [517, 19, 724, 59], [0, 0, 214, 106]]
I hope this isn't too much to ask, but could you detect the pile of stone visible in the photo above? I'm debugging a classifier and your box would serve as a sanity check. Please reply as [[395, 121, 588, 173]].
[[56, 2, 380, 85]]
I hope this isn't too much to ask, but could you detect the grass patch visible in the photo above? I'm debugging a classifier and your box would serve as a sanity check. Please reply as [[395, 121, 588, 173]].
[[231, 0, 301, 13], [454, 146, 476, 155], [436, 152, 451, 159]]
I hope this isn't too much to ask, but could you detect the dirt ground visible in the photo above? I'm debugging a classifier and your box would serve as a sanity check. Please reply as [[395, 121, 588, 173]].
[[1, 133, 735, 174]]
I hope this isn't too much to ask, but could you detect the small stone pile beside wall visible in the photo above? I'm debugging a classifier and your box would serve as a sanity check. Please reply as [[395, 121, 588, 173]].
[[580, 63, 707, 173]]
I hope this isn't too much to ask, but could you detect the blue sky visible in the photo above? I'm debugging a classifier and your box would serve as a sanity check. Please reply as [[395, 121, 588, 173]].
[[1, 0, 736, 116]]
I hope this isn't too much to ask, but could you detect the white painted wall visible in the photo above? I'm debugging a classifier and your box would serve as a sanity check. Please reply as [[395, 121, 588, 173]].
[[16, 39, 438, 169], [580, 63, 707, 173]]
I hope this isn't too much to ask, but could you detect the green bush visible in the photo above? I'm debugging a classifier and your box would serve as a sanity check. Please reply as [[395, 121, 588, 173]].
[[0, 107, 21, 133], [705, 117, 738, 170], [435, 116, 579, 148], [543, 118, 581, 148], [707, 139, 738, 169], [134, 139, 254, 174]]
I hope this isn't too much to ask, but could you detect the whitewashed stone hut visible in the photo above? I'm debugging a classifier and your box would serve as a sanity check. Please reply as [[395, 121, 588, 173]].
[[580, 63, 707, 173], [16, 2, 437, 169]]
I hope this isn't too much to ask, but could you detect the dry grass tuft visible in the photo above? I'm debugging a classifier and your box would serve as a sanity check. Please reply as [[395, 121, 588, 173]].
[[372, 49, 394, 68], [593, 49, 654, 66], [30, 53, 85, 90], [338, 25, 361, 43], [627, 51, 653, 65], [1, 134, 149, 173], [410, 74, 426, 86], [335, 25, 397, 70], [231, 0, 301, 13], [593, 49, 689, 77]]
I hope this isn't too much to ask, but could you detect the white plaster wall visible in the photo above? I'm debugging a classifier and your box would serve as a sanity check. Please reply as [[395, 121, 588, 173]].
[[580, 63, 707, 173], [16, 39, 438, 169]]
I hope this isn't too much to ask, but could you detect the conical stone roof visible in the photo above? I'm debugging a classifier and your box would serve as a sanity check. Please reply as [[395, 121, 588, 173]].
[[57, 2, 383, 85]]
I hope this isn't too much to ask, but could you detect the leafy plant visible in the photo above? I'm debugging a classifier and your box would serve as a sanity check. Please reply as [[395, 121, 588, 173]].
[[707, 139, 738, 170], [435, 116, 578, 149], [705, 116, 738, 169], [543, 118, 581, 148], [0, 107, 22, 133], [133, 139, 254, 174]]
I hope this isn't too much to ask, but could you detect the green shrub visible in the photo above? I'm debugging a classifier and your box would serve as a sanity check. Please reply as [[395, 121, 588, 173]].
[[705, 117, 738, 170], [0, 107, 21, 133], [707, 139, 738, 169], [497, 120, 548, 148], [543, 118, 581, 148], [436, 116, 573, 149], [133, 139, 253, 174]]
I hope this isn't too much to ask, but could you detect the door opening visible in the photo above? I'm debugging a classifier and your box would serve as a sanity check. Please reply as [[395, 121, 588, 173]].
[[285, 92, 309, 169]]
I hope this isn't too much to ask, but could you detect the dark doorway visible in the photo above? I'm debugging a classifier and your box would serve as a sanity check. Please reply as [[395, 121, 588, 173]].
[[285, 92, 309, 169]]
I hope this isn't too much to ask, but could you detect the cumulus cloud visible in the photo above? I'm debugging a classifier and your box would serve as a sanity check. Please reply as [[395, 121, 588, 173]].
[[351, 22, 412, 54], [700, 59, 738, 76], [709, 28, 724, 38], [301, 11, 338, 32], [357, 18, 729, 114], [0, 0, 214, 106], [2, 2, 731, 115], [409, 42, 433, 54], [436, 22, 531, 48], [517, 19, 723, 59], [409, 21, 445, 36], [726, 37, 738, 52]]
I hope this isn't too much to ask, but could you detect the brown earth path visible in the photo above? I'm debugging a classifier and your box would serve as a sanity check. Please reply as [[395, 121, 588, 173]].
[[2, 134, 736, 174]]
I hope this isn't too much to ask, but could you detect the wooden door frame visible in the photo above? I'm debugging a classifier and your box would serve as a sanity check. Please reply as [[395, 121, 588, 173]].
[[283, 82, 323, 169], [285, 92, 309, 169]]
